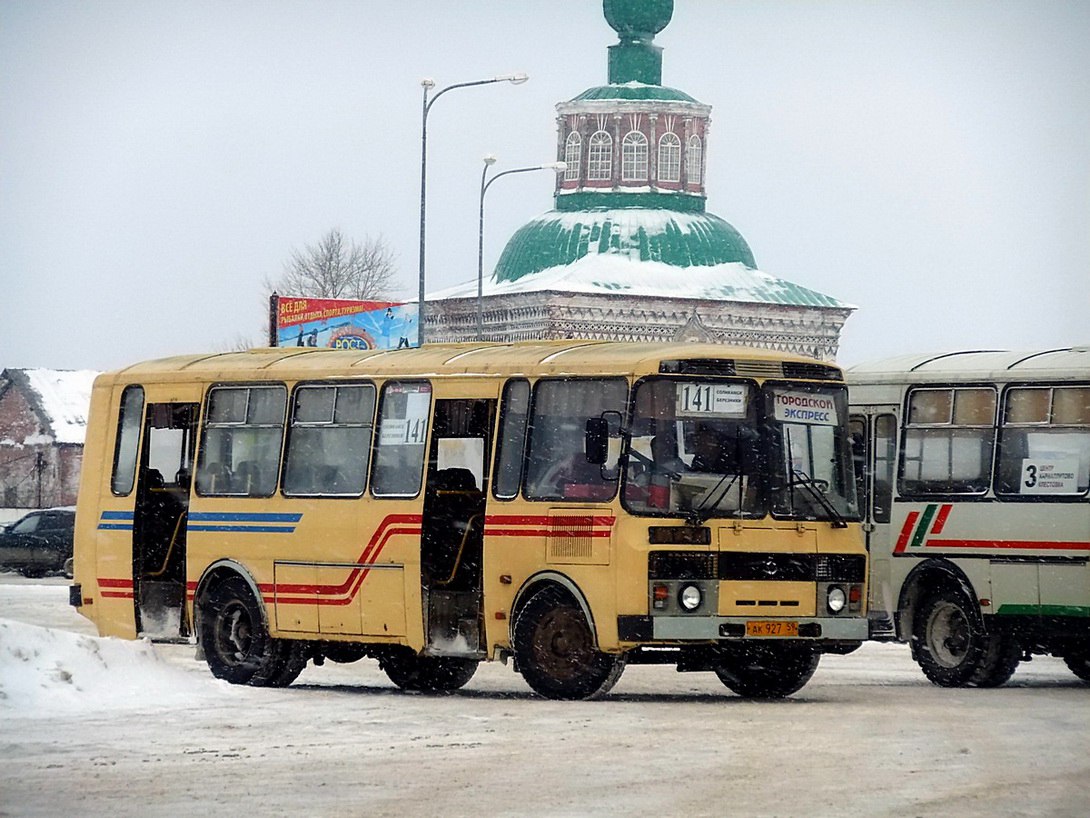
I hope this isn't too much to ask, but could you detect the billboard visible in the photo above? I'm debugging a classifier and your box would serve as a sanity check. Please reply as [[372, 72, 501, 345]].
[[271, 296, 418, 350]]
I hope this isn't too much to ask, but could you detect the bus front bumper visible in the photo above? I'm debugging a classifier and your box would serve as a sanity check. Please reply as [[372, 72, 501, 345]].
[[618, 614, 869, 643]]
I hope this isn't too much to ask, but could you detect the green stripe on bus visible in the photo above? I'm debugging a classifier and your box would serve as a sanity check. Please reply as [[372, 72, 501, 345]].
[[996, 605, 1090, 618], [909, 504, 937, 550]]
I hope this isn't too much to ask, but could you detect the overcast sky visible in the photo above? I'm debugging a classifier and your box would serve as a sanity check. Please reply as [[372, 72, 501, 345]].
[[2, 0, 1087, 371]]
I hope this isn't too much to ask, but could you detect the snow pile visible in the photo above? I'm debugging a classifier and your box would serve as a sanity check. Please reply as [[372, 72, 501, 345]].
[[0, 617, 218, 713]]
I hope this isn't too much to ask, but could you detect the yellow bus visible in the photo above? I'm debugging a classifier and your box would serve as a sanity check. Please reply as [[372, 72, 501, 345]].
[[848, 347, 1090, 686], [70, 341, 866, 699]]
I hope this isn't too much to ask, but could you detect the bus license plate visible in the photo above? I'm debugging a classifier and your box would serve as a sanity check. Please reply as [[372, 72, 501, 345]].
[[746, 620, 799, 637]]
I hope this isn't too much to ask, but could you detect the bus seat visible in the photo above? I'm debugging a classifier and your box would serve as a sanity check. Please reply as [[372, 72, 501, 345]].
[[234, 461, 261, 494], [433, 467, 478, 494], [200, 462, 232, 494]]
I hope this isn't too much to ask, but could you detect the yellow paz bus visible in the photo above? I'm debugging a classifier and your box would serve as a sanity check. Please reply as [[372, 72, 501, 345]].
[[70, 340, 867, 699]]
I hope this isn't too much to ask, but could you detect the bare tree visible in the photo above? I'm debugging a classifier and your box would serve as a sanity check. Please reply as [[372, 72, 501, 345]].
[[267, 228, 398, 300]]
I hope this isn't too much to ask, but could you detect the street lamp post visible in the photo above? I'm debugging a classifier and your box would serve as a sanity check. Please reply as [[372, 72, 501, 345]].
[[477, 159, 567, 340], [417, 73, 528, 347]]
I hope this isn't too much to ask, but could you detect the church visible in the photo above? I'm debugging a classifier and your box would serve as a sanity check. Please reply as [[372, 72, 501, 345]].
[[428, 0, 852, 362]]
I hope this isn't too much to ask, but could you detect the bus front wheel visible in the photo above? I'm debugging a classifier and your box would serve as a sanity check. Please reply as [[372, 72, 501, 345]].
[[913, 591, 1019, 687], [199, 575, 306, 687], [513, 586, 625, 700], [713, 644, 820, 698], [379, 647, 478, 692]]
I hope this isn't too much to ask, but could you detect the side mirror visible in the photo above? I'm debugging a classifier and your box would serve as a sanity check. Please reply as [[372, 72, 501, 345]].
[[584, 417, 609, 465]]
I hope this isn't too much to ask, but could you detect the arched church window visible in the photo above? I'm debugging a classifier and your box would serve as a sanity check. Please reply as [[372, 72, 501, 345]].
[[658, 132, 681, 183], [686, 134, 703, 185], [564, 132, 581, 181], [622, 131, 648, 181], [587, 130, 612, 181]]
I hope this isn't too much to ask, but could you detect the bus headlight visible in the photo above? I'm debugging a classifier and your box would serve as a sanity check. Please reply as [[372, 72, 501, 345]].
[[827, 585, 847, 614], [679, 583, 703, 612]]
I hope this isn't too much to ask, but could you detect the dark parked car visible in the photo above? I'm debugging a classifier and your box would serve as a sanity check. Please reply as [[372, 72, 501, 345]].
[[0, 507, 76, 578]]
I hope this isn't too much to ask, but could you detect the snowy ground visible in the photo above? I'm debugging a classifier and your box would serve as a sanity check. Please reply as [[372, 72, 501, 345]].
[[1, 574, 1087, 818]]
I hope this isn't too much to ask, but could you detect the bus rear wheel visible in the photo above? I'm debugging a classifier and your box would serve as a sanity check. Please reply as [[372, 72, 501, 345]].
[[713, 644, 820, 698], [913, 591, 1019, 688], [199, 575, 305, 687], [513, 586, 625, 700], [379, 647, 478, 692]]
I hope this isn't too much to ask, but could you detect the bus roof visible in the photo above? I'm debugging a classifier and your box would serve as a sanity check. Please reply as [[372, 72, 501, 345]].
[[97, 340, 842, 386], [847, 346, 1090, 383]]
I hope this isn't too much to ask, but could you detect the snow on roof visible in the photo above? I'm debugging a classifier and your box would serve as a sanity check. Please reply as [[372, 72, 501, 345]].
[[13, 369, 99, 445], [431, 252, 855, 309]]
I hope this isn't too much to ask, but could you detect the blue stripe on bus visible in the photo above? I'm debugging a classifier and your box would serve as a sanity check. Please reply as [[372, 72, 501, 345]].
[[188, 512, 303, 523], [187, 524, 297, 533], [96, 511, 301, 532]]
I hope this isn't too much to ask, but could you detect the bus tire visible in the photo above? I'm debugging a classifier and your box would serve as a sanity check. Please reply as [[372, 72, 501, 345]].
[[913, 591, 1019, 687], [513, 586, 625, 700], [257, 639, 308, 688], [199, 575, 296, 686], [713, 643, 820, 698], [379, 647, 478, 692], [1063, 649, 1090, 683]]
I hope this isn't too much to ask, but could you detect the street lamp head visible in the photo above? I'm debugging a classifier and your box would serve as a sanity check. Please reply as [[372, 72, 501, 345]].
[[483, 154, 498, 166], [498, 72, 529, 85], [548, 162, 568, 172], [420, 77, 436, 89]]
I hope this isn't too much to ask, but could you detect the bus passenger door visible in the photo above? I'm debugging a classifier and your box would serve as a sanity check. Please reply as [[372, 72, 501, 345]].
[[420, 398, 495, 656], [850, 409, 898, 638], [133, 402, 198, 640]]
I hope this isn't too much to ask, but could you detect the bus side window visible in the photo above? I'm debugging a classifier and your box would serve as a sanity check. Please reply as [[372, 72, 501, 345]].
[[523, 378, 627, 502], [996, 385, 1090, 497], [900, 387, 995, 496], [196, 385, 287, 497], [873, 414, 896, 523], [371, 381, 431, 497], [493, 379, 530, 500], [111, 385, 145, 495], [848, 416, 867, 513], [282, 383, 375, 497]]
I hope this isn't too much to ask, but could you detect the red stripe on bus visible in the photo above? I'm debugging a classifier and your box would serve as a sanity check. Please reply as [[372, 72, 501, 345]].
[[931, 504, 953, 535], [926, 538, 1090, 551], [99, 511, 618, 610], [98, 577, 134, 589], [484, 514, 615, 528], [259, 515, 422, 601], [893, 512, 919, 554], [485, 527, 612, 538]]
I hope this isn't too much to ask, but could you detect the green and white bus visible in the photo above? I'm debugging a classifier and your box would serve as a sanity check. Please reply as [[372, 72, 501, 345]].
[[848, 346, 1090, 686]]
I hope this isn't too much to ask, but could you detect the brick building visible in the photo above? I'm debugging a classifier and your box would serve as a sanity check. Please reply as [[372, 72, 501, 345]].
[[0, 369, 98, 509]]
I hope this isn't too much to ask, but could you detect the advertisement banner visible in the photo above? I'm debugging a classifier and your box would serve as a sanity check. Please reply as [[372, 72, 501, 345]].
[[273, 296, 417, 350]]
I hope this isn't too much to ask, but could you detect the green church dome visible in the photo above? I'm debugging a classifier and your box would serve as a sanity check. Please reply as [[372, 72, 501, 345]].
[[494, 208, 757, 283], [570, 83, 697, 103]]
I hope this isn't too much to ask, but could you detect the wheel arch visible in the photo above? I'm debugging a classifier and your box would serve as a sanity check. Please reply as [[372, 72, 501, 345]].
[[897, 558, 982, 641], [193, 559, 269, 643], [510, 571, 600, 649]]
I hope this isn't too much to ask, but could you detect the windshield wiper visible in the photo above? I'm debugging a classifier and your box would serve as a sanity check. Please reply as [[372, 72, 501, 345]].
[[688, 473, 741, 527], [788, 468, 848, 528]]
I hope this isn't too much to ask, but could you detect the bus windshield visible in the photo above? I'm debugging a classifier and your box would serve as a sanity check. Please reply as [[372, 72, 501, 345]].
[[623, 378, 858, 523]]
